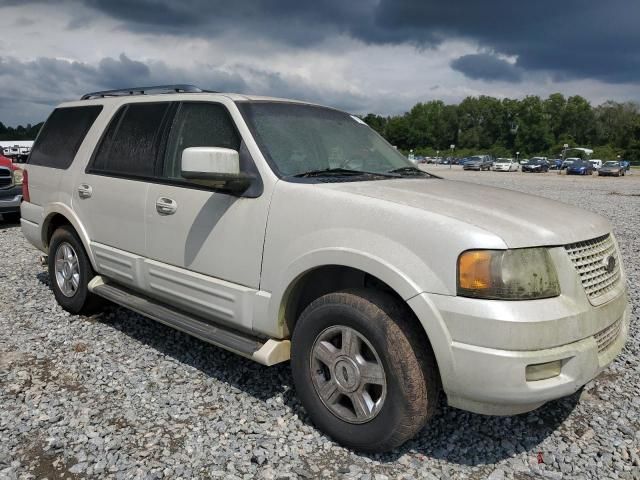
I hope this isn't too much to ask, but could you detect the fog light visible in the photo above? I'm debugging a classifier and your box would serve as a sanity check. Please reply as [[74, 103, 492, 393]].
[[526, 360, 562, 381]]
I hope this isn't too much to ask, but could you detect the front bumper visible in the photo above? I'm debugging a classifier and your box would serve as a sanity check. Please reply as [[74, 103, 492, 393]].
[[0, 186, 22, 214], [445, 304, 628, 415], [408, 253, 630, 416]]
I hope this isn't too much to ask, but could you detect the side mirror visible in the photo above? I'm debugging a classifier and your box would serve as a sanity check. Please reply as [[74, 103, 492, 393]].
[[181, 147, 252, 194]]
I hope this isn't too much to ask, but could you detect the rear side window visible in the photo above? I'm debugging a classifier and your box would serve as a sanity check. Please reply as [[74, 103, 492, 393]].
[[163, 102, 240, 179], [90, 102, 171, 177], [29, 106, 103, 169]]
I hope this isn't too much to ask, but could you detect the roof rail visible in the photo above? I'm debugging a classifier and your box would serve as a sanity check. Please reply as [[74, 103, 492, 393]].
[[81, 84, 214, 100]]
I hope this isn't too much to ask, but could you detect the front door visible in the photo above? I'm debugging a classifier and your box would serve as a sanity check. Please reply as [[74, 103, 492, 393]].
[[144, 102, 270, 331]]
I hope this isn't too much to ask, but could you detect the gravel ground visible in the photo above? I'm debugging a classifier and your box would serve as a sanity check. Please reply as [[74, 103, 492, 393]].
[[1, 169, 638, 480]]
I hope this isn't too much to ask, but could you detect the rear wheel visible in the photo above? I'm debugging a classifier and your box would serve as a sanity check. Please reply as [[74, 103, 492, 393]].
[[48, 226, 101, 314], [291, 289, 439, 452]]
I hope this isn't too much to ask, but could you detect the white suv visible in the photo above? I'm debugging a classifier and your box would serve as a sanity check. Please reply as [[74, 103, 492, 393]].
[[21, 85, 630, 452]]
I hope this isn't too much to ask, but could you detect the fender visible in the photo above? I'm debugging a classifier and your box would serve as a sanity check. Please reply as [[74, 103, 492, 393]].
[[262, 248, 455, 382], [264, 246, 439, 333], [42, 202, 97, 270]]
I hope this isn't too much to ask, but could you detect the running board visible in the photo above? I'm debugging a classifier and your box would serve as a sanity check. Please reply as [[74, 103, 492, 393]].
[[88, 276, 290, 366]]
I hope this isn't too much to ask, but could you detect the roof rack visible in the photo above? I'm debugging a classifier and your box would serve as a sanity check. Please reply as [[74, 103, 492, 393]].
[[81, 84, 215, 100]]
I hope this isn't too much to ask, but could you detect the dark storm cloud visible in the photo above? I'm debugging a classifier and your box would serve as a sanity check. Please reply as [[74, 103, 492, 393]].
[[0, 53, 370, 126], [68, 0, 639, 84], [451, 54, 523, 83]]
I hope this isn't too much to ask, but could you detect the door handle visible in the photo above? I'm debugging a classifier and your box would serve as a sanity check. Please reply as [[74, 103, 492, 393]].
[[156, 197, 177, 215], [77, 184, 92, 199]]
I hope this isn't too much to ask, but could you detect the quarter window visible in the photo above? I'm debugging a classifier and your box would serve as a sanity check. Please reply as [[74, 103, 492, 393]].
[[29, 106, 103, 169], [163, 103, 240, 180], [91, 103, 171, 177]]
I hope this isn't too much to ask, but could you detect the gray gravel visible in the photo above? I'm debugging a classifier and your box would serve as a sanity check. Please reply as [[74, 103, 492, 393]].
[[1, 168, 639, 480]]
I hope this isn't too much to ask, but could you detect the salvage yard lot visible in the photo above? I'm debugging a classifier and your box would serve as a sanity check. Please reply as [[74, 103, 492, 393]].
[[1, 169, 638, 479]]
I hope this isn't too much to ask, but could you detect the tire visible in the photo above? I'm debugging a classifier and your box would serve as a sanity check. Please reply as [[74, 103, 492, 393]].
[[291, 289, 439, 452], [48, 225, 102, 314], [2, 212, 20, 223]]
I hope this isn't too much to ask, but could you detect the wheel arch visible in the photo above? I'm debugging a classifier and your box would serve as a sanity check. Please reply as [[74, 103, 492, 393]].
[[279, 261, 446, 399], [42, 203, 97, 269]]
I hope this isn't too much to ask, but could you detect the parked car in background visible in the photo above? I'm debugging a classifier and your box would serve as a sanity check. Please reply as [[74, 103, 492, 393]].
[[598, 161, 626, 177], [549, 159, 564, 170], [463, 155, 492, 171], [561, 158, 580, 170], [589, 159, 603, 170], [21, 85, 630, 453], [567, 160, 596, 175], [524, 156, 546, 166], [522, 158, 550, 173], [620, 160, 631, 172], [492, 158, 519, 172], [0, 154, 23, 223]]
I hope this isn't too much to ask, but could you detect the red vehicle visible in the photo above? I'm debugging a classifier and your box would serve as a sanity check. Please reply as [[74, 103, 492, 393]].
[[0, 154, 23, 223]]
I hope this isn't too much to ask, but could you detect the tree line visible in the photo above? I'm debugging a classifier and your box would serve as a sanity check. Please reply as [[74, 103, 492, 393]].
[[363, 94, 640, 162], [0, 122, 43, 142], [2, 93, 639, 162]]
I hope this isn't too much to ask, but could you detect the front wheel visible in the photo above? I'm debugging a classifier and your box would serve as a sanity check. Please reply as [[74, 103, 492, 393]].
[[291, 289, 439, 452]]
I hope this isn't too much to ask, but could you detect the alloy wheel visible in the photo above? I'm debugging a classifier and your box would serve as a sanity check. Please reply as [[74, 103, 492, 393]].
[[310, 325, 387, 424], [54, 242, 80, 297]]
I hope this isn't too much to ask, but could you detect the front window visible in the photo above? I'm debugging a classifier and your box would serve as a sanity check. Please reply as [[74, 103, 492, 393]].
[[604, 161, 620, 167], [237, 102, 424, 180]]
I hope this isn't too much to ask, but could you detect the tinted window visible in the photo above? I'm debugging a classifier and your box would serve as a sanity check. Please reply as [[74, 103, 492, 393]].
[[163, 103, 240, 179], [29, 106, 102, 169], [91, 102, 171, 177]]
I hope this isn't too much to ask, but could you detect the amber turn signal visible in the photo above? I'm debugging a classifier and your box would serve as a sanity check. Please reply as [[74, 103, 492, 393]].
[[458, 250, 492, 290]]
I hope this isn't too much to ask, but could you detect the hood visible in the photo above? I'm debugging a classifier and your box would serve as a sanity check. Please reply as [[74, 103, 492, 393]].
[[324, 178, 610, 248]]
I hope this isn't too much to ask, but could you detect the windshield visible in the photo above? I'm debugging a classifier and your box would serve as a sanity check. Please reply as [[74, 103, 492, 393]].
[[527, 159, 541, 164], [495, 158, 510, 163], [604, 161, 620, 167], [237, 102, 415, 177]]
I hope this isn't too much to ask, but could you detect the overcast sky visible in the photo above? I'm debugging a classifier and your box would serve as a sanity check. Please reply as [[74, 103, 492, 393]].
[[1, 0, 638, 126]]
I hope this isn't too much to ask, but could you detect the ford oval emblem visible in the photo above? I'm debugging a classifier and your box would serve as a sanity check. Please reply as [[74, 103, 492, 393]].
[[604, 255, 616, 274]]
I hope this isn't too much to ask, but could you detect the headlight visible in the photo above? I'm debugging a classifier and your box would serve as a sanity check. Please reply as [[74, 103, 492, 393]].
[[12, 169, 23, 185], [457, 248, 560, 300]]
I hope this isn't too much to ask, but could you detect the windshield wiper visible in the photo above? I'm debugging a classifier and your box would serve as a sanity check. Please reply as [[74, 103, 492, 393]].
[[291, 168, 397, 178], [387, 166, 436, 177]]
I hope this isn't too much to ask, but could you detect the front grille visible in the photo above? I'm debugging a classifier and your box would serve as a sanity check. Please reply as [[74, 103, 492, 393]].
[[594, 319, 622, 353], [0, 167, 11, 188], [564, 234, 621, 301]]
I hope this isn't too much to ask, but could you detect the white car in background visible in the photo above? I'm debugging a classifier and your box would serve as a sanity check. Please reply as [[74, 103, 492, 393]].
[[492, 158, 519, 171], [589, 159, 603, 170]]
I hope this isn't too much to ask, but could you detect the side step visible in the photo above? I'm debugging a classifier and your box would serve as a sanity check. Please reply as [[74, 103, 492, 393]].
[[88, 276, 290, 366]]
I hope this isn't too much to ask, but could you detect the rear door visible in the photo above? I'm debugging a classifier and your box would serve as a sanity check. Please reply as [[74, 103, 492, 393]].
[[73, 102, 173, 289]]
